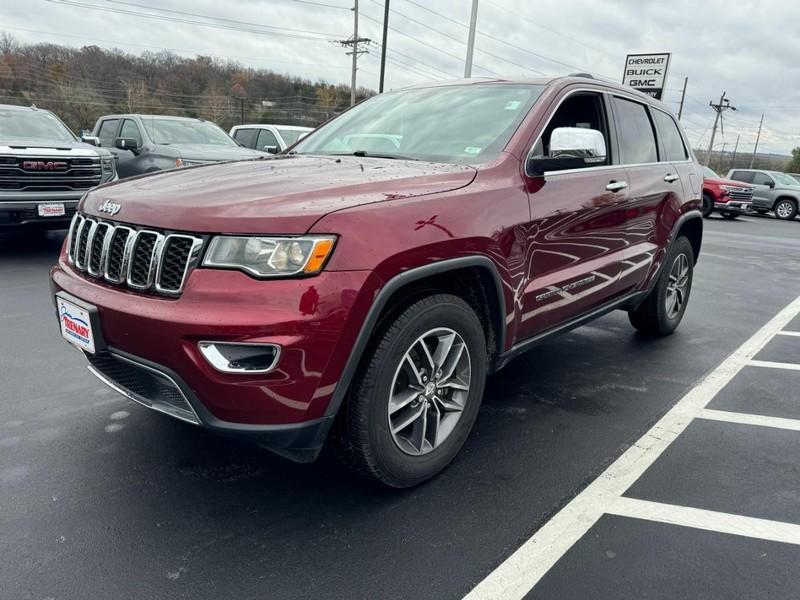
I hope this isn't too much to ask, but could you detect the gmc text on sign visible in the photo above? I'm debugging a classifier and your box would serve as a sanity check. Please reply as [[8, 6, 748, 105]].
[[622, 52, 671, 100]]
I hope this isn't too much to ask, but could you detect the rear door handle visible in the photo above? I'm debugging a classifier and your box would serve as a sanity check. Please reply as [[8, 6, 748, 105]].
[[664, 174, 680, 183], [606, 181, 628, 192]]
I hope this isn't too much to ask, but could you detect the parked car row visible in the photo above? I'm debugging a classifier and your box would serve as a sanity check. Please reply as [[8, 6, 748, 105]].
[[700, 167, 800, 221], [0, 103, 315, 230]]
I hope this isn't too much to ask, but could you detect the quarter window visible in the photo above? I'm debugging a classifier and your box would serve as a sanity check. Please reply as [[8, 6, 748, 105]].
[[233, 128, 257, 149], [97, 119, 119, 147], [611, 97, 657, 164], [652, 109, 687, 162]]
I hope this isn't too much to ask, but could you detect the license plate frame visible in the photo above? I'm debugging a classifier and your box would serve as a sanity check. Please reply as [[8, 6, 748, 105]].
[[55, 292, 106, 354]]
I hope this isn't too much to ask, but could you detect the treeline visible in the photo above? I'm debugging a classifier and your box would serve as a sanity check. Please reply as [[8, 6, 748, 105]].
[[0, 32, 373, 134]]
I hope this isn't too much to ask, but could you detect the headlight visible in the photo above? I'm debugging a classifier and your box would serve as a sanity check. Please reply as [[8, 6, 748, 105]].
[[203, 235, 336, 277], [176, 158, 210, 168], [101, 156, 114, 177]]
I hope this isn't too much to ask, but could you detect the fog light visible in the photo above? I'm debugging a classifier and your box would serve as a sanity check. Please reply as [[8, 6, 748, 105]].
[[198, 342, 281, 374]]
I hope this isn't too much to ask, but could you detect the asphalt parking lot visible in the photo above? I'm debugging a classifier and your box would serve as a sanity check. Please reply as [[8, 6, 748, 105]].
[[2, 214, 800, 600]]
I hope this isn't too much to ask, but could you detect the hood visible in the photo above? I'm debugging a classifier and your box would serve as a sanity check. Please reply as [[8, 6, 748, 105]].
[[81, 155, 477, 233], [170, 144, 264, 161], [0, 139, 111, 158], [704, 176, 753, 188]]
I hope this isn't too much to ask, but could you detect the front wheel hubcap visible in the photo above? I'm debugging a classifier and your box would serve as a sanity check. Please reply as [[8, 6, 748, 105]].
[[665, 253, 690, 319], [388, 327, 471, 456], [777, 202, 793, 218]]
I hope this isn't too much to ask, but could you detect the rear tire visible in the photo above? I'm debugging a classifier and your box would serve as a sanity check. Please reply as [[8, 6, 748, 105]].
[[628, 236, 694, 337], [701, 194, 714, 218], [341, 294, 487, 488], [774, 199, 798, 220]]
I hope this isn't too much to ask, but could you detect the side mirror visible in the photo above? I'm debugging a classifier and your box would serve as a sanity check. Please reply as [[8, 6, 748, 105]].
[[263, 145, 279, 154], [767, 181, 775, 189], [81, 135, 100, 147], [114, 137, 140, 154], [528, 127, 607, 176]]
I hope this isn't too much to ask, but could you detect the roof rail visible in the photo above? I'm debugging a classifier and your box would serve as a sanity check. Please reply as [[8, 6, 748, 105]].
[[568, 72, 595, 79]]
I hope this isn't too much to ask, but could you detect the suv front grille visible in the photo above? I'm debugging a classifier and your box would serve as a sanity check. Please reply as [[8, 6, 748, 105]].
[[67, 214, 204, 296], [0, 155, 102, 192], [728, 188, 754, 201]]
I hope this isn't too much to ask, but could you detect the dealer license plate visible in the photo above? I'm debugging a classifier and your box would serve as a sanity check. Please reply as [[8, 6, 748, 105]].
[[38, 203, 65, 217], [57, 297, 96, 353]]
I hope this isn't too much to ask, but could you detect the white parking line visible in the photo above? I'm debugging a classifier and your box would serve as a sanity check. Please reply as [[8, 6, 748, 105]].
[[699, 408, 800, 433], [464, 294, 800, 600], [749, 359, 800, 372], [776, 330, 800, 337], [607, 497, 800, 546]]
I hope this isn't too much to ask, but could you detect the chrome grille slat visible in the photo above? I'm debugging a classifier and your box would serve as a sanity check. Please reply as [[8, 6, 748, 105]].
[[66, 214, 202, 296], [0, 155, 101, 191]]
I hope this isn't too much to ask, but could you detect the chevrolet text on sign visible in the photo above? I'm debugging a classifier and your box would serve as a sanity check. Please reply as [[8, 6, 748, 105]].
[[622, 52, 671, 100]]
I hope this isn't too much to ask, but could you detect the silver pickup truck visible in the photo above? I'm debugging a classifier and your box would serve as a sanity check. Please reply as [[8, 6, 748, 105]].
[[727, 168, 800, 220], [0, 104, 117, 230]]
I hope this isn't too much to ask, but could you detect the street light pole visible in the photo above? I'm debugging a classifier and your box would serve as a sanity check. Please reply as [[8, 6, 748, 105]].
[[378, 0, 389, 93], [464, 0, 479, 78], [350, 0, 359, 106]]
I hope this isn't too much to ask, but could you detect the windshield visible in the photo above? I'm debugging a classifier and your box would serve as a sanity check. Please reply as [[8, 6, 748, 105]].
[[772, 172, 798, 186], [293, 83, 545, 164], [0, 108, 76, 143], [703, 166, 718, 178], [143, 119, 237, 146], [277, 128, 309, 146]]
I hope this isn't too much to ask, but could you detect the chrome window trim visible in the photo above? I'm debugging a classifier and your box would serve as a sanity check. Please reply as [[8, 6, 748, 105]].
[[155, 234, 204, 295], [526, 85, 692, 179]]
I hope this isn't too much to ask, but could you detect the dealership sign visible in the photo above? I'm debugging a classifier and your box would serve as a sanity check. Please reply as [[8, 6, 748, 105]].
[[622, 53, 671, 100]]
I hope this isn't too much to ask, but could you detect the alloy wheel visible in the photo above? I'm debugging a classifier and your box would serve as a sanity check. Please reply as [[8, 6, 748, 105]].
[[776, 201, 794, 219], [665, 253, 690, 319], [387, 327, 471, 456]]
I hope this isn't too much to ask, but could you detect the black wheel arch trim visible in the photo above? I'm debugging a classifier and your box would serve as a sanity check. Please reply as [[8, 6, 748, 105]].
[[669, 208, 703, 262], [322, 255, 507, 424]]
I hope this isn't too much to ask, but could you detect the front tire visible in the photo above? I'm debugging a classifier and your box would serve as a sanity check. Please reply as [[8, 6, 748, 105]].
[[342, 294, 487, 487], [628, 236, 694, 336], [701, 194, 714, 218], [721, 211, 738, 220], [754, 208, 769, 215], [774, 199, 798, 220]]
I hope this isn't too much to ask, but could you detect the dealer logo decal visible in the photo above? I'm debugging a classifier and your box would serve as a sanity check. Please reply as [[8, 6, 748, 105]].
[[60, 307, 90, 343]]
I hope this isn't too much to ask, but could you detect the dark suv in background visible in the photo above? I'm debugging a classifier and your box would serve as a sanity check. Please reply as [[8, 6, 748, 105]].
[[91, 114, 263, 178], [52, 76, 703, 487], [0, 104, 116, 230]]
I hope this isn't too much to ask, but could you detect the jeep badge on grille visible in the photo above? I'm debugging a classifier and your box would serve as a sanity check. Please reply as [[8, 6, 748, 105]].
[[98, 200, 121, 216]]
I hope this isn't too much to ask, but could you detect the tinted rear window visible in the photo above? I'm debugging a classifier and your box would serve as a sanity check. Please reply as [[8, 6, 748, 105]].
[[652, 109, 687, 162], [730, 171, 754, 183], [612, 97, 657, 164]]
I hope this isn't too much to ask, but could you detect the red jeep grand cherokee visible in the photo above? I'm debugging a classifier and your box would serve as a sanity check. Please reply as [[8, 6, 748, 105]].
[[51, 76, 703, 487]]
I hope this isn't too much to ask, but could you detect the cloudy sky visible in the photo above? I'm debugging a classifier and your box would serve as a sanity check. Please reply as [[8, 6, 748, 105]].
[[3, 0, 799, 154]]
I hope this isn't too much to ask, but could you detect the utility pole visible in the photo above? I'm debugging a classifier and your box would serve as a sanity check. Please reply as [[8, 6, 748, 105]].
[[335, 0, 372, 106], [729, 133, 740, 170], [677, 76, 688, 121], [464, 0, 479, 78], [706, 91, 736, 165], [750, 114, 764, 168], [239, 97, 245, 125], [378, 0, 389, 93]]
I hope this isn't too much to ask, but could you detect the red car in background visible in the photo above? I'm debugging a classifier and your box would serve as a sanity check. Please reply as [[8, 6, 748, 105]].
[[702, 166, 754, 219]]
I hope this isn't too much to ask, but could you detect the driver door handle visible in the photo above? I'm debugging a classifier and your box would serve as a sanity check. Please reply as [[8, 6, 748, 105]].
[[664, 173, 680, 183], [606, 181, 628, 192]]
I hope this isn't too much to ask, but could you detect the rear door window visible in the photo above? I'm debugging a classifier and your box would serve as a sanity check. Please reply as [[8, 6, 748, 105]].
[[730, 171, 754, 183], [232, 128, 257, 149], [97, 119, 119, 147], [611, 97, 658, 164], [652, 109, 688, 162], [119, 119, 143, 147]]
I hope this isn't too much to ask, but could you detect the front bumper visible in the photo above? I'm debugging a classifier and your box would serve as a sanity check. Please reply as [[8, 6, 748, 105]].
[[714, 199, 752, 214], [0, 199, 79, 228], [51, 258, 381, 461]]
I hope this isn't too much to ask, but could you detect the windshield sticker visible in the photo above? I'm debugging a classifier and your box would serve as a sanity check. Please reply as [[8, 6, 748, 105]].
[[464, 146, 482, 155], [504, 100, 521, 110]]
